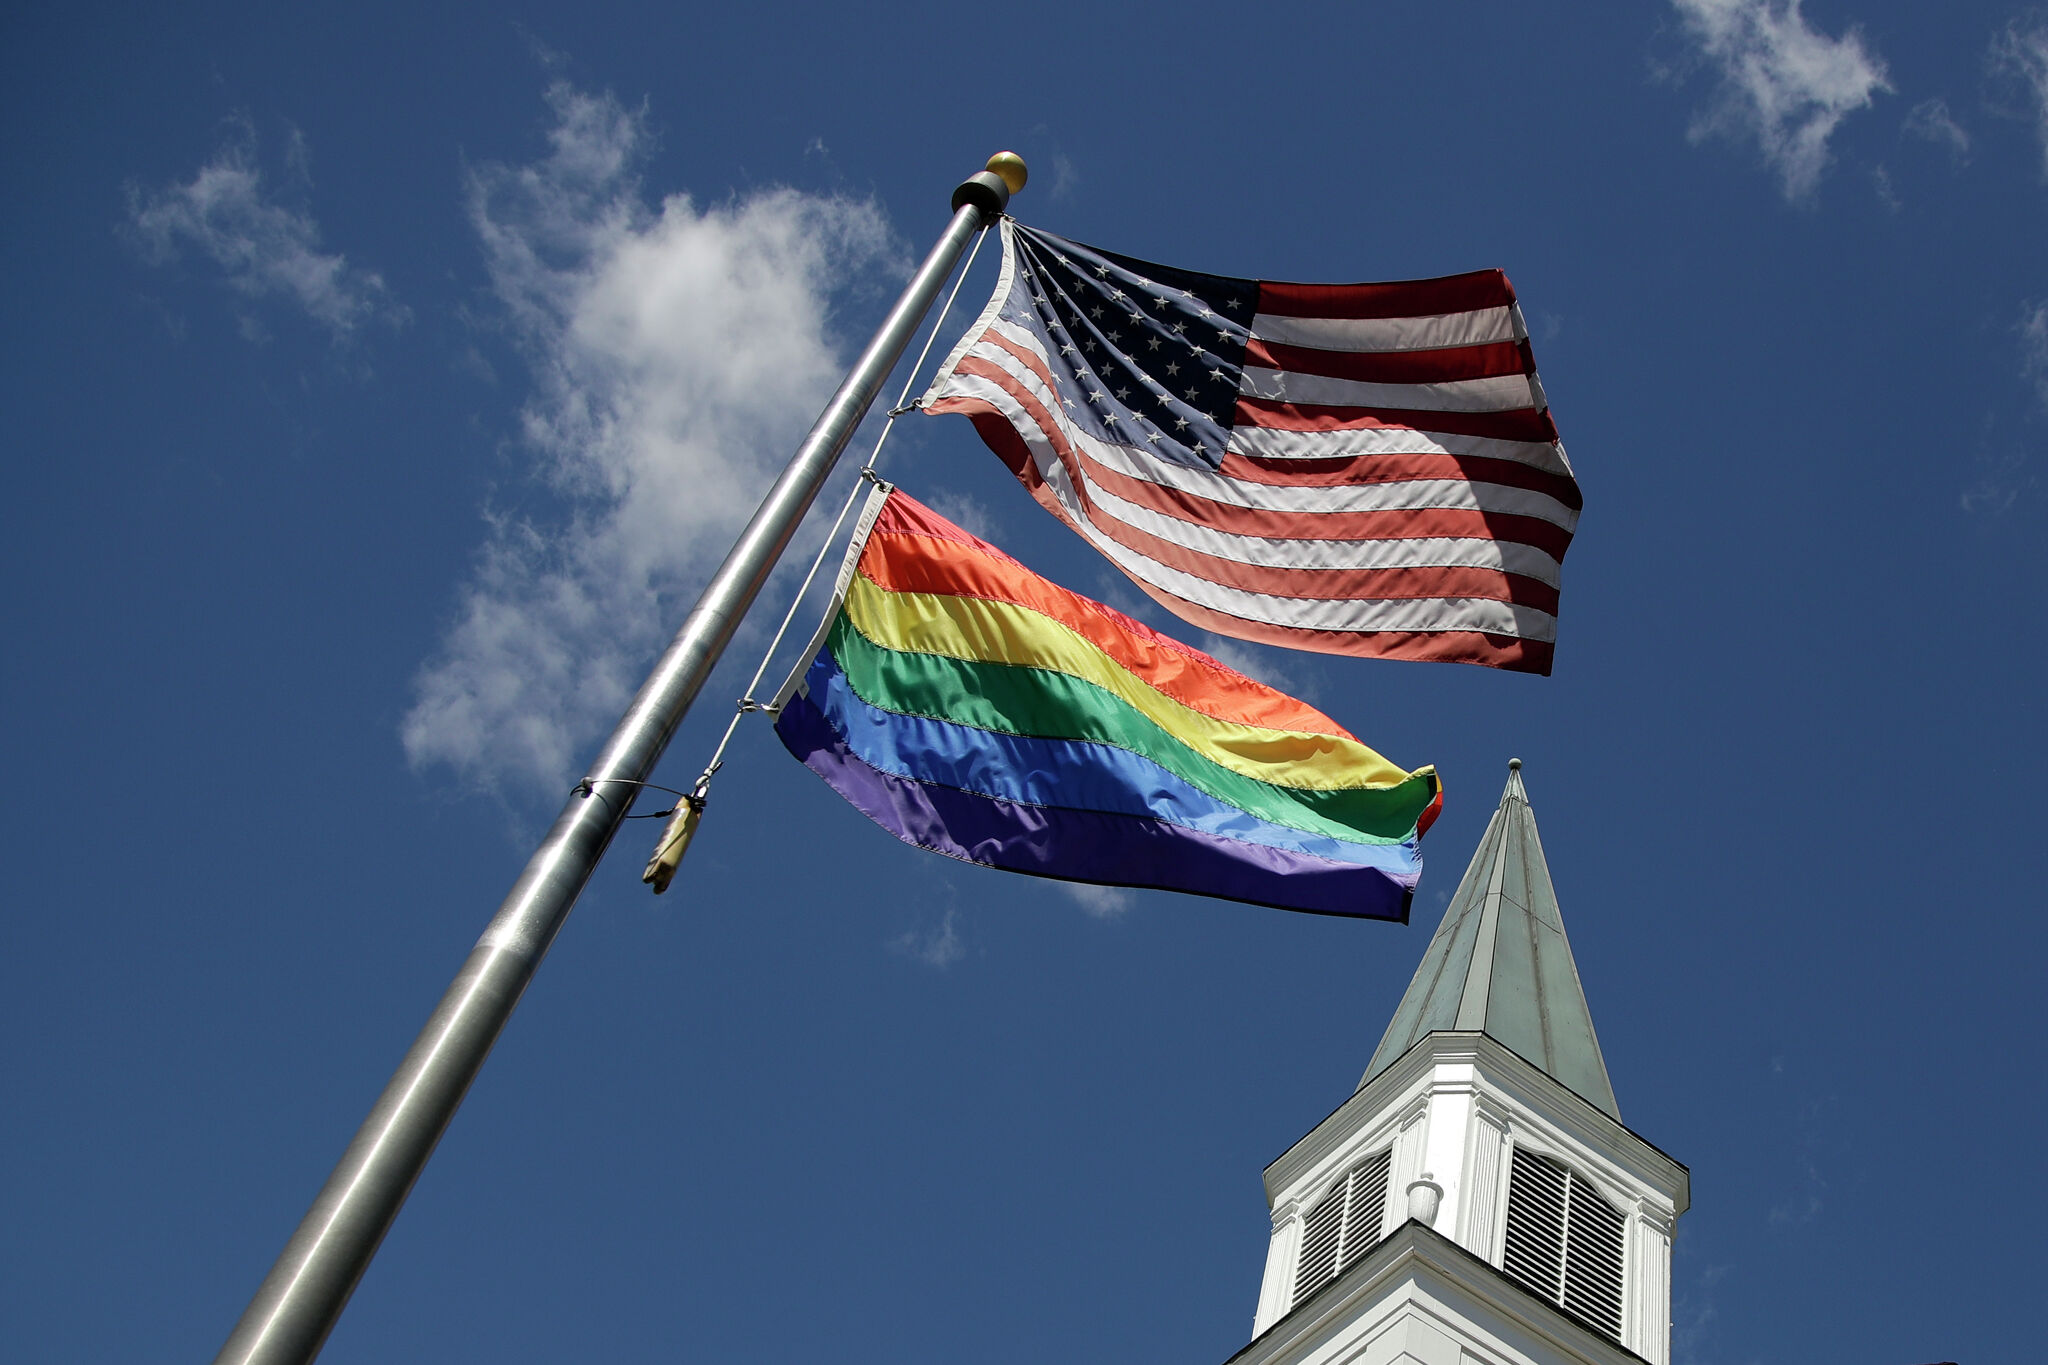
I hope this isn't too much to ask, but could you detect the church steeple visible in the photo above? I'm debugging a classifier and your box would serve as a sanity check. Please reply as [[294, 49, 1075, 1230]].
[[1361, 759, 1619, 1118], [1242, 761, 1688, 1365]]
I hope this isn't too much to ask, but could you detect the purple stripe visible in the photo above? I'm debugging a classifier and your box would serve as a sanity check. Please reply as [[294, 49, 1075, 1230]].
[[777, 690, 1411, 921]]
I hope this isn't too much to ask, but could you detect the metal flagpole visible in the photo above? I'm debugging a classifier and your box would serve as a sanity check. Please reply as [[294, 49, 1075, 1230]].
[[213, 153, 1027, 1365]]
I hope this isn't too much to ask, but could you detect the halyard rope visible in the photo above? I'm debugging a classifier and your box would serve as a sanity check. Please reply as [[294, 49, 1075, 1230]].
[[685, 224, 991, 793]]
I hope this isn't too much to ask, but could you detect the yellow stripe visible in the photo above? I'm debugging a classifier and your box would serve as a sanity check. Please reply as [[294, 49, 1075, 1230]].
[[843, 574, 1417, 792]]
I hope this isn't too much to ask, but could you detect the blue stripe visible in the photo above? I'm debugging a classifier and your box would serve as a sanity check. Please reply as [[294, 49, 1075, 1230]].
[[794, 650, 1420, 877], [774, 687, 1413, 920]]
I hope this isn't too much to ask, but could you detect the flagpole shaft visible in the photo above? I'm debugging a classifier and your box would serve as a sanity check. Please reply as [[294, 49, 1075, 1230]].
[[213, 165, 1018, 1365]]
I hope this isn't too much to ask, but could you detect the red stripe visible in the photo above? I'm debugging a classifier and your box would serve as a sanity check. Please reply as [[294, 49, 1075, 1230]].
[[928, 398, 1558, 673], [1241, 336, 1530, 386], [1235, 396, 1560, 444], [1256, 270, 1515, 320], [947, 353, 1116, 542], [1125, 588, 1557, 675], [937, 353, 1576, 558], [1067, 442, 1578, 559], [1070, 510, 1562, 614], [863, 506, 1359, 739], [1216, 450, 1583, 512]]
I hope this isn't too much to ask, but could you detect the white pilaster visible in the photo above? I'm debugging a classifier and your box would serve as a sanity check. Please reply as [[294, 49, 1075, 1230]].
[[1461, 1101, 1509, 1262], [1252, 1197, 1303, 1336], [1626, 1206, 1675, 1365]]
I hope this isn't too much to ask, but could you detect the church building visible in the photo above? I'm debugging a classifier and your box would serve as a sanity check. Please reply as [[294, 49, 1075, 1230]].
[[1227, 761, 1689, 1365]]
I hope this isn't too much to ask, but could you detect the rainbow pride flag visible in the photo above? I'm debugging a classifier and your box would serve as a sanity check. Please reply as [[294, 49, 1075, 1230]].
[[770, 485, 1441, 919]]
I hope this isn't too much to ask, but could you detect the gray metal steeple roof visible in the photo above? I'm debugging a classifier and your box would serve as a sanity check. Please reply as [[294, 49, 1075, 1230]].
[[1359, 760, 1620, 1119]]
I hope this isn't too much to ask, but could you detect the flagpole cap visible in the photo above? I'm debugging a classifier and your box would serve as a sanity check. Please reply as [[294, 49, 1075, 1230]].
[[1508, 757, 1522, 771], [953, 153, 1027, 217], [986, 152, 1029, 194]]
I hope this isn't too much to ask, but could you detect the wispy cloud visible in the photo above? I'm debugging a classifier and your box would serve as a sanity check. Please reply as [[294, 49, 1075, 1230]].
[[890, 907, 965, 967], [126, 118, 402, 340], [1671, 1262, 1729, 1364], [1668, 0, 1892, 199], [402, 82, 895, 791], [1061, 883, 1133, 918], [1198, 633, 1312, 701], [2023, 298, 2048, 408], [920, 489, 1001, 543], [1903, 96, 1971, 164], [1993, 16, 2048, 176]]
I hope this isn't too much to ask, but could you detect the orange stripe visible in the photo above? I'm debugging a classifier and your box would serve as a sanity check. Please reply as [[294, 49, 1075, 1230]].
[[862, 491, 1354, 739]]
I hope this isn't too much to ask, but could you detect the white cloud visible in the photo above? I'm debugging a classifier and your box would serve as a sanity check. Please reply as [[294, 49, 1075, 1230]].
[[1903, 96, 1971, 163], [402, 82, 895, 791], [1061, 883, 1133, 918], [890, 907, 965, 967], [1993, 17, 2048, 176], [127, 119, 401, 338], [1669, 0, 1892, 199], [2023, 298, 2048, 407]]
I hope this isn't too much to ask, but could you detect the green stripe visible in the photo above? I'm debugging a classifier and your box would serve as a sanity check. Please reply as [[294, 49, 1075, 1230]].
[[826, 615, 1434, 842]]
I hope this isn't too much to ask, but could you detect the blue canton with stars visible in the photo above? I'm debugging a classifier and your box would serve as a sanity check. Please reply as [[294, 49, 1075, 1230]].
[[1001, 224, 1256, 472]]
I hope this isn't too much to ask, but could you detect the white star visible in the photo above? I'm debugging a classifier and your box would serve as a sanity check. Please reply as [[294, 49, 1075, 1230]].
[[1172, 323, 1187, 335], [1103, 412, 1119, 424], [1061, 397, 1078, 410], [1055, 253, 1072, 266], [1165, 362, 1180, 376], [1225, 297, 1243, 312], [1110, 288, 1126, 301], [1184, 389, 1202, 403], [1174, 416, 1190, 430], [1147, 337, 1163, 351], [1083, 339, 1096, 351], [1210, 368, 1230, 383], [1059, 343, 1075, 355], [1192, 441, 1207, 455], [1145, 428, 1163, 443], [1191, 345, 1207, 358], [1116, 386, 1131, 399], [1095, 265, 1111, 278], [1088, 389, 1104, 402], [1197, 306, 1215, 319], [1090, 306, 1105, 319], [1181, 288, 1196, 298]]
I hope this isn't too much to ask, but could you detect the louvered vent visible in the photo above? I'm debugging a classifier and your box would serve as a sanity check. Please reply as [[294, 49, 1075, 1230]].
[[1502, 1149, 1626, 1342], [1290, 1149, 1391, 1308]]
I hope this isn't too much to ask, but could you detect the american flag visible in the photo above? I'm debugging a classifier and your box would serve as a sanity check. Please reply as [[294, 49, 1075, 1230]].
[[921, 221, 1581, 674]]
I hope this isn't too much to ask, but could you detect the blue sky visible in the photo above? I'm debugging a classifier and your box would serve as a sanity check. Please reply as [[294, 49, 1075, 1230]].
[[6, 3, 2045, 1361]]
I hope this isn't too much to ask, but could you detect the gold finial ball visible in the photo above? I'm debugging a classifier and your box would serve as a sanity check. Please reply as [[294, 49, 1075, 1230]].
[[986, 151, 1029, 195]]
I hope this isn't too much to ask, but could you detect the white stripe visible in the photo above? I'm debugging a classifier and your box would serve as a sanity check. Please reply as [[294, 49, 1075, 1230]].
[[1240, 365, 1540, 414], [935, 366, 1560, 640], [951, 345, 1579, 529], [1250, 306, 1514, 353], [972, 320, 1564, 477], [1080, 480, 1564, 584], [1225, 423, 1571, 476], [922, 219, 1021, 403]]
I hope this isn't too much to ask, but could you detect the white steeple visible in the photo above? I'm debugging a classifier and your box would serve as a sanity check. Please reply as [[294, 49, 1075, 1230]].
[[1239, 763, 1689, 1365]]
